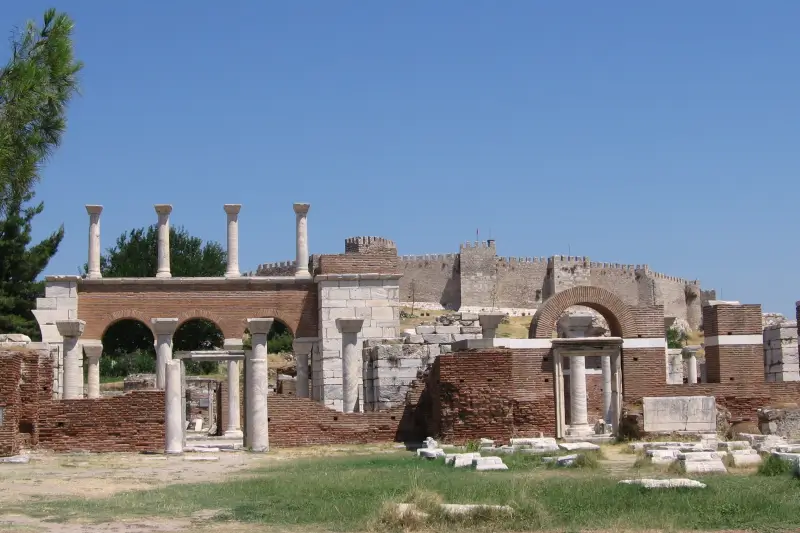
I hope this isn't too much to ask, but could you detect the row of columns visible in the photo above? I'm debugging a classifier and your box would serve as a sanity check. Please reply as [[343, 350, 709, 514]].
[[55, 319, 102, 400], [85, 203, 312, 279]]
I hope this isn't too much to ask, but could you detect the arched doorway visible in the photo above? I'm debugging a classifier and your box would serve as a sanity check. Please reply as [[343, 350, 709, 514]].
[[100, 318, 156, 385]]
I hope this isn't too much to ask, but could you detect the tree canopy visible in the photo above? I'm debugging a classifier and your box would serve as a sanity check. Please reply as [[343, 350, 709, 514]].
[[0, 9, 82, 338]]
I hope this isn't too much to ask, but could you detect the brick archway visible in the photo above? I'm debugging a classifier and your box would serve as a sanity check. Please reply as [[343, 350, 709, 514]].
[[176, 309, 225, 333], [101, 309, 155, 337], [529, 286, 638, 338], [238, 309, 297, 337]]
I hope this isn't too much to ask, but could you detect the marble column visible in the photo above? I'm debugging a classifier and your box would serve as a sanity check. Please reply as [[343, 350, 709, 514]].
[[293, 203, 311, 278], [292, 338, 315, 399], [223, 338, 243, 438], [565, 355, 594, 437], [601, 355, 612, 424], [83, 340, 103, 399], [687, 350, 698, 384], [224, 204, 241, 278], [165, 359, 183, 454], [152, 318, 179, 389], [246, 318, 273, 452], [336, 318, 364, 413], [56, 320, 86, 399], [85, 205, 103, 279], [154, 204, 173, 278], [478, 313, 506, 339]]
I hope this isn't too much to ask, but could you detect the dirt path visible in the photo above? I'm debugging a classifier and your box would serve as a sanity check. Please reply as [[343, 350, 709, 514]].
[[600, 445, 637, 476]]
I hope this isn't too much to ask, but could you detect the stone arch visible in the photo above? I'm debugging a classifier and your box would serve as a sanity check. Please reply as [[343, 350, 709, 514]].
[[237, 308, 297, 338], [176, 309, 225, 333], [529, 286, 638, 339], [101, 309, 155, 337]]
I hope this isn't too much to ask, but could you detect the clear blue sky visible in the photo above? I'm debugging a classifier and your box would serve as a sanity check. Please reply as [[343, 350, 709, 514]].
[[4, 2, 799, 315]]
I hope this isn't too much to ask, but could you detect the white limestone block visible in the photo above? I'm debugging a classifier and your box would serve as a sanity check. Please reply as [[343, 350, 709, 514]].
[[643, 396, 716, 432], [440, 504, 513, 516], [649, 449, 679, 465], [417, 448, 445, 459], [559, 442, 600, 451], [0, 455, 30, 464], [720, 441, 751, 451], [619, 478, 706, 489], [184, 456, 220, 462], [731, 451, 762, 467], [473, 457, 509, 471], [682, 458, 727, 473], [678, 451, 726, 461]]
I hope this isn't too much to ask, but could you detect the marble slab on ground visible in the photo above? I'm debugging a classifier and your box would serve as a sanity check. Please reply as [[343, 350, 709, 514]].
[[620, 478, 706, 489], [643, 396, 716, 433], [682, 458, 727, 473], [559, 442, 600, 451]]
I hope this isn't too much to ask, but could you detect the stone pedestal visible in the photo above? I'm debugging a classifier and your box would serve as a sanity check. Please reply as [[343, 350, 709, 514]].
[[152, 318, 179, 389], [83, 340, 103, 399], [292, 338, 315, 399], [245, 318, 273, 452], [85, 205, 103, 279], [336, 318, 365, 413], [154, 204, 173, 278], [566, 355, 594, 437], [478, 313, 506, 339], [224, 204, 241, 278], [56, 320, 85, 399], [165, 360, 183, 454], [293, 203, 310, 278]]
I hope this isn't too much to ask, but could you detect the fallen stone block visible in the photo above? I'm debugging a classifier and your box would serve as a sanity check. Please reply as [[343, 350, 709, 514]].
[[184, 447, 221, 453], [620, 478, 706, 489], [731, 451, 762, 467], [473, 456, 508, 471], [677, 451, 727, 461], [417, 448, 445, 459], [543, 454, 579, 467], [719, 441, 751, 451], [649, 449, 679, 465], [479, 438, 494, 447], [184, 456, 220, 461], [440, 503, 513, 516], [682, 458, 727, 473], [0, 455, 30, 464], [559, 442, 600, 451], [445, 452, 481, 467]]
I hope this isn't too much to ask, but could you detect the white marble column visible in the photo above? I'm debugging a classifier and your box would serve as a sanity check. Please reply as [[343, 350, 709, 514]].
[[152, 318, 179, 389], [83, 340, 103, 399], [601, 355, 612, 424], [293, 203, 311, 279], [566, 355, 594, 437], [154, 204, 173, 278], [687, 351, 698, 383], [479, 313, 506, 339], [224, 204, 241, 278], [336, 318, 364, 413], [223, 338, 243, 438], [246, 318, 273, 452], [165, 359, 184, 454], [85, 205, 103, 279], [56, 320, 86, 399], [292, 338, 315, 399]]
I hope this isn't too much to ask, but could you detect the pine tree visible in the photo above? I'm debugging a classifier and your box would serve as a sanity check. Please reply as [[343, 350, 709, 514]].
[[0, 9, 82, 338]]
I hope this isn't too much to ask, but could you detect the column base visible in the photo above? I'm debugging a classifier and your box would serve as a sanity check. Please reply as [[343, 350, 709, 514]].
[[156, 271, 171, 278], [565, 424, 595, 438], [225, 271, 241, 278], [223, 429, 243, 439], [294, 270, 312, 280]]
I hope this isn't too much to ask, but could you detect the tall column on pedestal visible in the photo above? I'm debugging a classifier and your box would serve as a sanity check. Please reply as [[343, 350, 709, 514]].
[[601, 355, 612, 423], [292, 338, 315, 399], [56, 320, 86, 399], [246, 318, 273, 452], [566, 355, 594, 437], [293, 203, 311, 279], [85, 205, 103, 279], [223, 339, 243, 438], [224, 204, 241, 278], [687, 350, 698, 383], [479, 313, 506, 339], [83, 340, 103, 399], [152, 318, 179, 389], [336, 318, 364, 413], [165, 360, 183, 454], [154, 204, 173, 278]]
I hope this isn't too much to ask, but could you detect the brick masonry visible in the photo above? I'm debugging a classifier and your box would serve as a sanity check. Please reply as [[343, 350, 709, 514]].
[[76, 280, 318, 339], [1, 348, 165, 455]]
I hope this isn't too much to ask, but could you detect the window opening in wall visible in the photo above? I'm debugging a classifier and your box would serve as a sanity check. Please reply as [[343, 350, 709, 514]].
[[0, 407, 4, 426]]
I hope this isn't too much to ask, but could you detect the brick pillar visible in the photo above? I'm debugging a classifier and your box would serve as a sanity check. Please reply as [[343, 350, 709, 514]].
[[703, 302, 764, 384]]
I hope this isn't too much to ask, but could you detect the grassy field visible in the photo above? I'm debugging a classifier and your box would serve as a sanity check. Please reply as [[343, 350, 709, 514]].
[[15, 451, 800, 532]]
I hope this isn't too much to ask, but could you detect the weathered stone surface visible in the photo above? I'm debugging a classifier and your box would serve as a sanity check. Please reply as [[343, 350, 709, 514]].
[[643, 396, 716, 432], [620, 478, 706, 489], [422, 334, 451, 344], [559, 442, 600, 451], [682, 458, 726, 473], [473, 456, 508, 471], [0, 455, 30, 464], [440, 503, 513, 515]]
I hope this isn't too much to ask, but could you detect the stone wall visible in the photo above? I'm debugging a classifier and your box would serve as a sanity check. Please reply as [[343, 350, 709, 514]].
[[758, 406, 800, 439], [400, 254, 460, 309], [763, 320, 799, 382]]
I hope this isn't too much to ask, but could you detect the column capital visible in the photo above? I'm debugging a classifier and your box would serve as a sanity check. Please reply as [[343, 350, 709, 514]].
[[85, 205, 103, 216], [223, 338, 244, 350], [154, 204, 173, 216], [292, 338, 316, 354], [293, 202, 310, 215], [336, 318, 365, 334], [151, 317, 179, 335], [82, 340, 103, 359], [224, 204, 242, 216], [56, 319, 86, 338], [479, 313, 506, 330], [247, 318, 274, 335]]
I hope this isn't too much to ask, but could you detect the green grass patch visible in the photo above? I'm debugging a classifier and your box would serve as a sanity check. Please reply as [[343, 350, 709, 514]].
[[16, 453, 800, 531], [758, 454, 795, 477]]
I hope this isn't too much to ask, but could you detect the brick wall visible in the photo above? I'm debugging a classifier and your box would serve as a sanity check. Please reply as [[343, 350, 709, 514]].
[[702, 304, 762, 336], [316, 254, 401, 275], [1, 348, 165, 456], [77, 281, 318, 339]]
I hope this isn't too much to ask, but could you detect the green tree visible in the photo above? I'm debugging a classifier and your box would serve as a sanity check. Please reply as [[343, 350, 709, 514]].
[[0, 9, 82, 338], [666, 327, 686, 349], [1, 9, 83, 210], [91, 225, 227, 374]]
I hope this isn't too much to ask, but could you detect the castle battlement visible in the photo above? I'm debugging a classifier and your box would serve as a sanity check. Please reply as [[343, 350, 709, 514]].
[[547, 255, 591, 265], [400, 254, 459, 262], [460, 240, 496, 250], [497, 256, 548, 264], [345, 236, 397, 254], [589, 261, 649, 271]]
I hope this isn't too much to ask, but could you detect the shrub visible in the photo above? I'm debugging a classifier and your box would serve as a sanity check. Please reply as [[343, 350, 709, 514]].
[[758, 455, 793, 477]]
